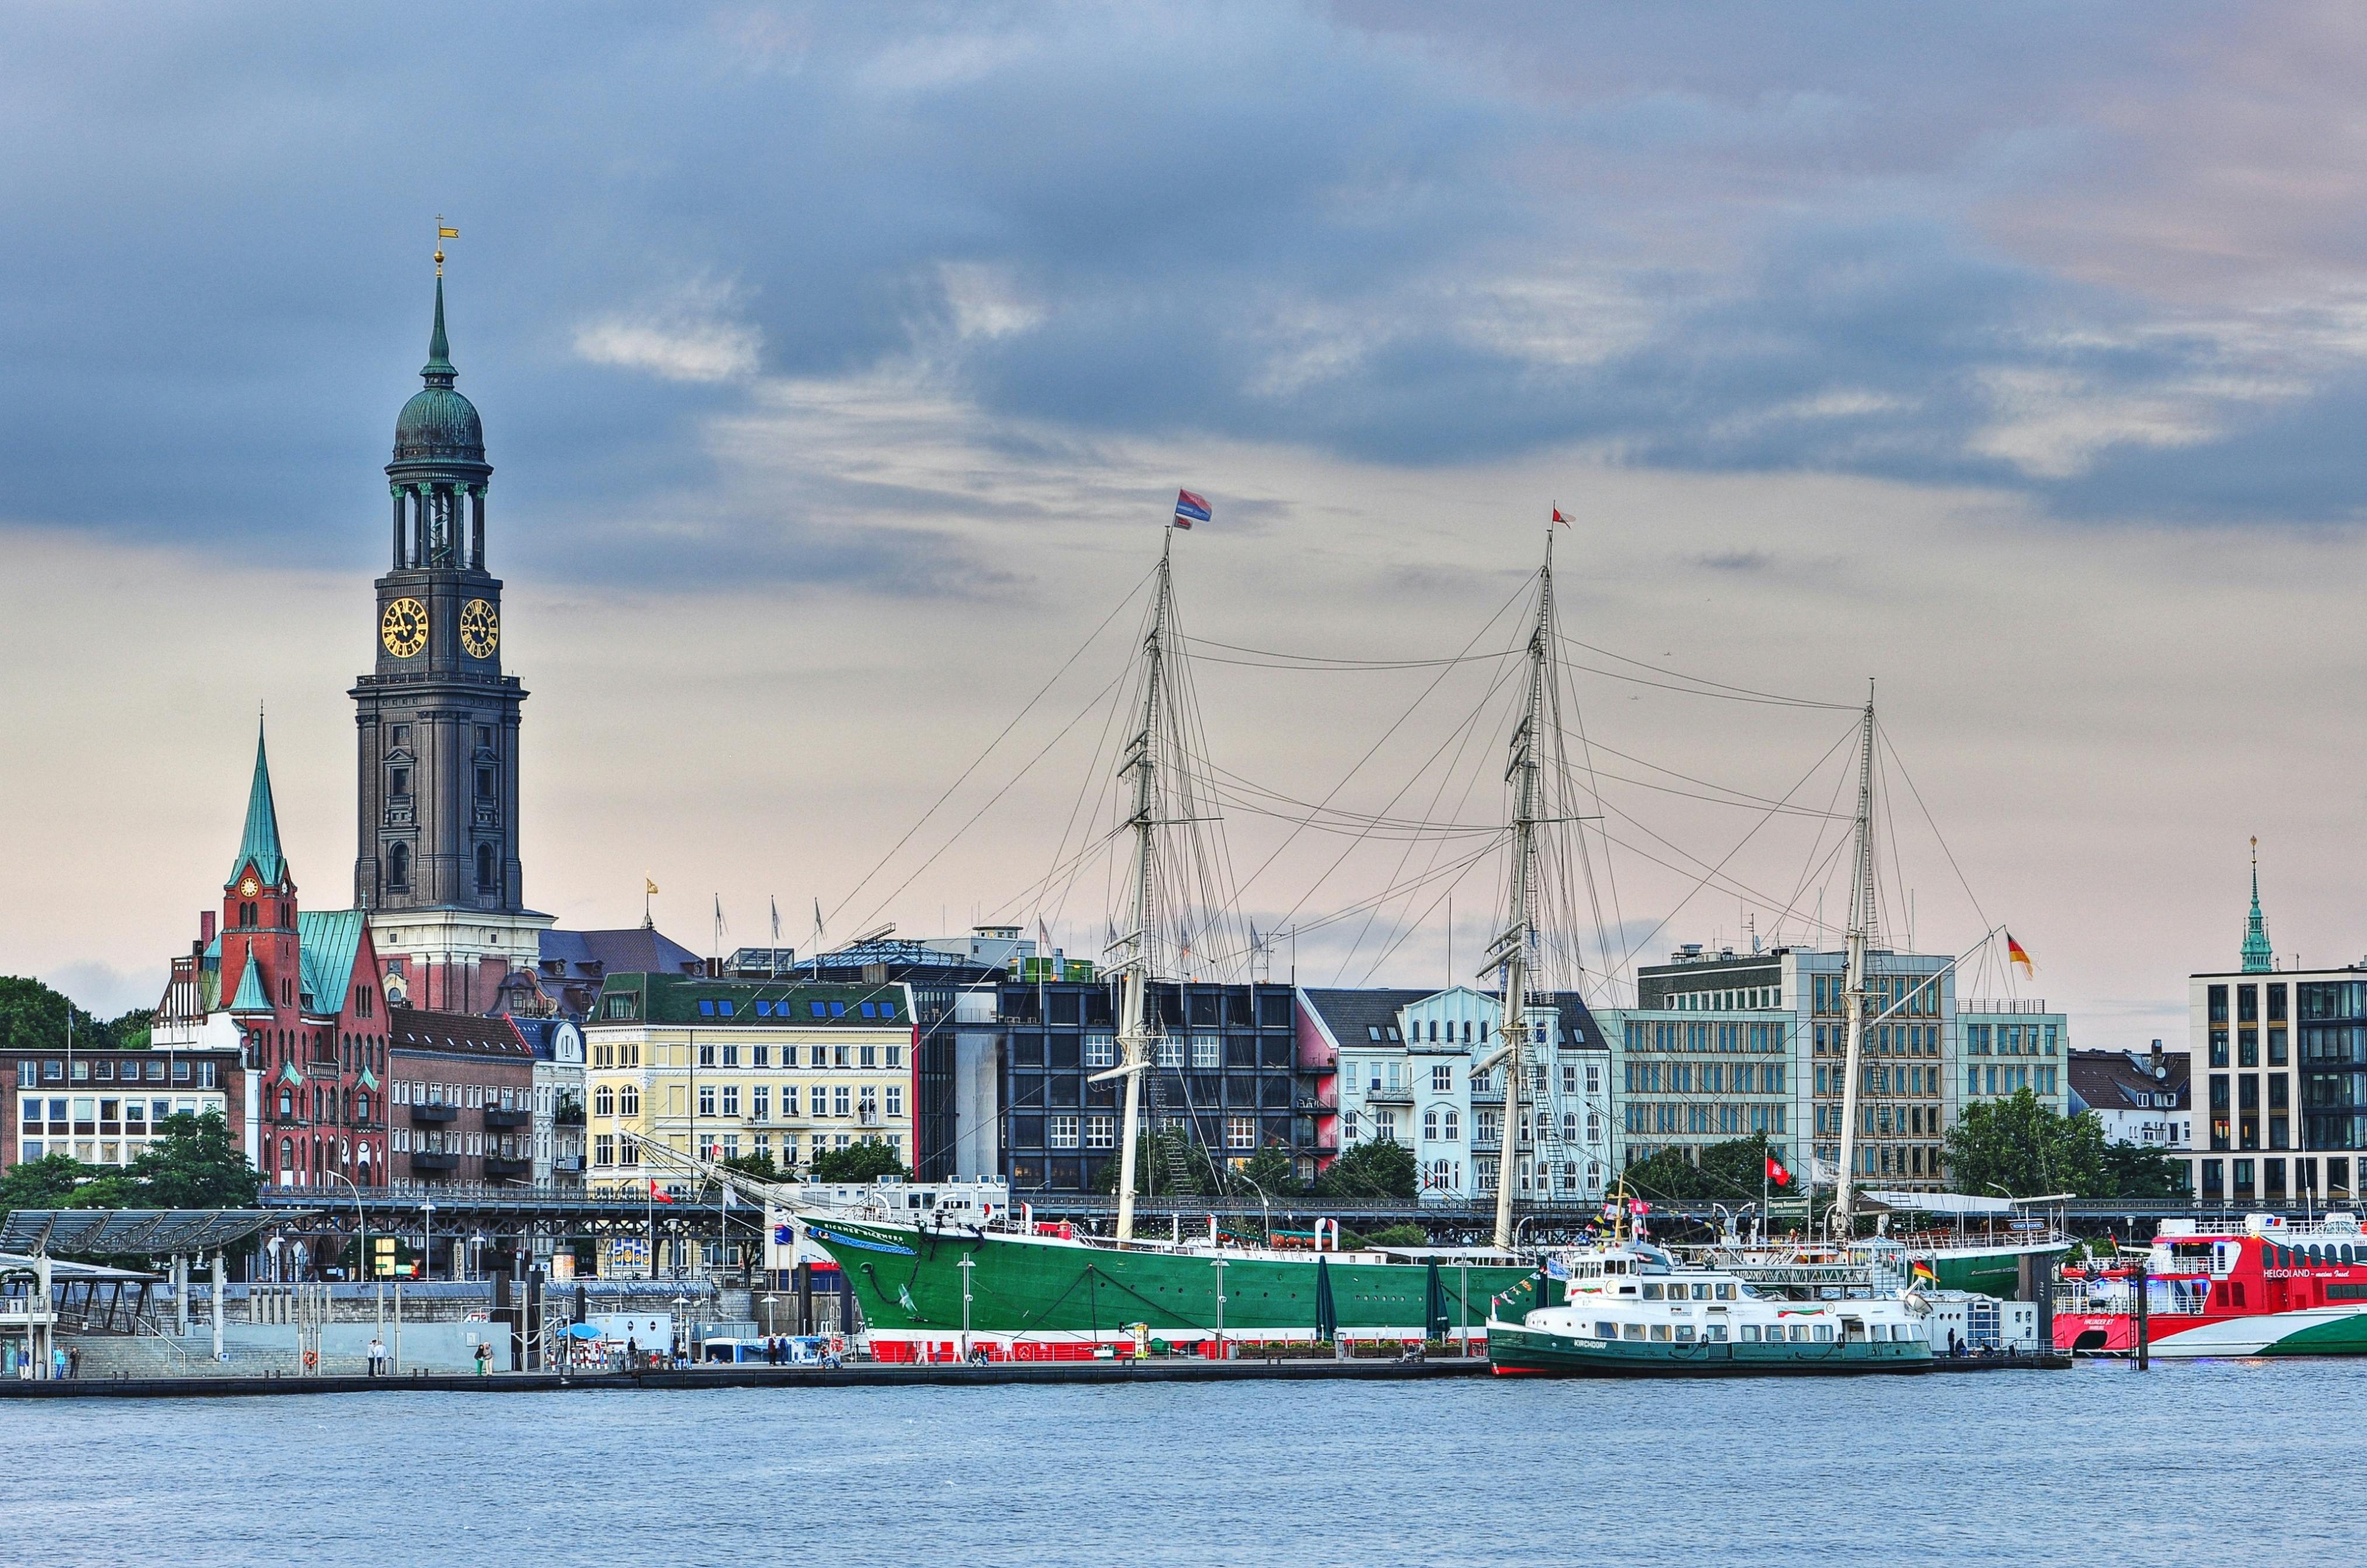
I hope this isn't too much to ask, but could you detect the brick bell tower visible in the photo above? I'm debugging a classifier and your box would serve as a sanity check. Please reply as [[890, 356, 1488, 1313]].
[[352, 246, 550, 1012]]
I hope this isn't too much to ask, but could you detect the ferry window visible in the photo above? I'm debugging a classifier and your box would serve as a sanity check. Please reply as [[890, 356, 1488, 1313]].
[[1692, 1284, 1711, 1301], [1707, 1326, 1728, 1342], [1739, 1325, 1760, 1343], [1674, 1325, 1695, 1342], [1715, 1284, 1735, 1301], [1642, 1284, 1663, 1300], [1650, 1324, 1673, 1341], [1623, 1324, 1646, 1341], [1595, 1322, 1616, 1339], [1815, 1325, 1835, 1343]]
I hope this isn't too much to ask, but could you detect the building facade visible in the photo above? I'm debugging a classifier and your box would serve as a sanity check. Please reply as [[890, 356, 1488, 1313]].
[[2069, 1045, 2190, 1150], [352, 272, 552, 1013], [1308, 986, 1613, 1202], [1616, 942, 1959, 1193], [150, 727, 391, 1186], [986, 979, 1308, 1194], [384, 1008, 539, 1186], [1956, 1001, 2069, 1111], [4, 1047, 240, 1174], [582, 975, 918, 1188], [510, 1016, 588, 1188]]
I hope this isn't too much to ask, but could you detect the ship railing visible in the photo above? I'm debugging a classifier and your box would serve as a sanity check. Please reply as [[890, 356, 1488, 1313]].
[[2053, 1280, 2211, 1318]]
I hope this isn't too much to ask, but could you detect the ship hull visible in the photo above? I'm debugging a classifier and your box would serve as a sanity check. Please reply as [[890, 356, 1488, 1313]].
[[1487, 1321, 1933, 1377], [801, 1218, 1535, 1347], [1919, 1240, 2065, 1299], [2057, 1306, 2367, 1359]]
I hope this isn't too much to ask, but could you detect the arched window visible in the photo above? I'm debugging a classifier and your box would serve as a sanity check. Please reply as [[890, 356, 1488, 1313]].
[[618, 1085, 640, 1117], [1423, 1109, 1439, 1140], [594, 1086, 615, 1116], [278, 1137, 293, 1176], [1444, 1110, 1461, 1141], [476, 843, 498, 895], [387, 843, 410, 893]]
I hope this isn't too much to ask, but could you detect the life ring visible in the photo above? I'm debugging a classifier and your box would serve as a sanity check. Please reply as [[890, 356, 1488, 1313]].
[[302, 1349, 319, 1370]]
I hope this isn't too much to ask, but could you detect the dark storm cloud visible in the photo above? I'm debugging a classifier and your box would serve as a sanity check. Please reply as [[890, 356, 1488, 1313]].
[[2, 1, 2363, 586]]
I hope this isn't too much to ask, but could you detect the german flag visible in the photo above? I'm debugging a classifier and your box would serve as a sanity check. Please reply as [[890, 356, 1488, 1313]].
[[2006, 933, 2034, 976]]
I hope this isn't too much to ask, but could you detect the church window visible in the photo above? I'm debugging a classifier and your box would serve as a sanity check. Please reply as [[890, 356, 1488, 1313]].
[[388, 766, 410, 796], [476, 843, 498, 894], [387, 843, 411, 893], [476, 767, 494, 799], [474, 725, 492, 749], [391, 724, 410, 747]]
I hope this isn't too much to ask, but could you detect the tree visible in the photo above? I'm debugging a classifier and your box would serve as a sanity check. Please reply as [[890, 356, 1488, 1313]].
[[806, 1139, 908, 1184], [0, 1153, 102, 1217], [0, 975, 119, 1053], [1622, 1134, 1782, 1205], [1360, 1223, 1431, 1248], [1226, 1143, 1303, 1199], [1313, 1137, 1419, 1201], [108, 1008, 156, 1052], [1093, 1128, 1215, 1196], [129, 1110, 262, 1209], [722, 1150, 782, 1182], [1942, 1090, 2108, 1199], [2100, 1139, 2191, 1201]]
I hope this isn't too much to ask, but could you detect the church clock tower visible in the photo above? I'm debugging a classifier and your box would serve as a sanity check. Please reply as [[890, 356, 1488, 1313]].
[[352, 256, 551, 1012]]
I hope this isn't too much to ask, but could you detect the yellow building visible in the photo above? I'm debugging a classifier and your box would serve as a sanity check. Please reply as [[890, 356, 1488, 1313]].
[[582, 974, 915, 1192]]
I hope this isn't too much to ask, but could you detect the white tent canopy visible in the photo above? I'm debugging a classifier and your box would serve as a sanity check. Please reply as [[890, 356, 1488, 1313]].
[[1864, 1189, 2021, 1215]]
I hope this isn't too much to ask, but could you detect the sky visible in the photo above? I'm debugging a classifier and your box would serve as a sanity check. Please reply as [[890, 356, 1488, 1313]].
[[6, 2, 2367, 1044]]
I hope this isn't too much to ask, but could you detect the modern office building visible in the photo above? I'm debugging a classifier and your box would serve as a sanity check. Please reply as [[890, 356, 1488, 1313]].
[[2, 1046, 240, 1175], [1956, 1001, 2069, 1112], [2184, 851, 2365, 1208], [1619, 941, 1959, 1192]]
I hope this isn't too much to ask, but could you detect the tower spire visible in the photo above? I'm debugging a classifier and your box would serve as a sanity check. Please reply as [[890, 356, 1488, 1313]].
[[2242, 835, 2274, 974], [423, 276, 455, 384], [229, 716, 290, 888]]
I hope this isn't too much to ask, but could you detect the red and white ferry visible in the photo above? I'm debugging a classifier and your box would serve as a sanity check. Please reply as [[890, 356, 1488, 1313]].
[[2056, 1212, 2367, 1358]]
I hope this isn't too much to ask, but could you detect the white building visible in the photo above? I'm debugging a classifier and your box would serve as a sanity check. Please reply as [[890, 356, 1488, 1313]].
[[2069, 1045, 2190, 1150]]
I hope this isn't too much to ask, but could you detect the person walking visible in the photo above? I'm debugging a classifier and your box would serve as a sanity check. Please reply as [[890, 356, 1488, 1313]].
[[367, 1336, 387, 1376]]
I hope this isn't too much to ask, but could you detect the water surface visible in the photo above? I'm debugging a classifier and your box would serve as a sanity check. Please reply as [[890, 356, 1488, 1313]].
[[15, 1361, 2355, 1564]]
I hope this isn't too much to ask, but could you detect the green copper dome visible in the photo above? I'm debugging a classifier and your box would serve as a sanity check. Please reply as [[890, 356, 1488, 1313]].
[[392, 277, 484, 463]]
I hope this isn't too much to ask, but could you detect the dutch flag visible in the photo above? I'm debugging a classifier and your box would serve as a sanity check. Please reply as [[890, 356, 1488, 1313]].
[[1172, 489, 1211, 529]]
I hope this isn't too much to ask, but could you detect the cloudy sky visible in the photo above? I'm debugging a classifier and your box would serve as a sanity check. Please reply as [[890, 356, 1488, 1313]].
[[6, 2, 2366, 1043]]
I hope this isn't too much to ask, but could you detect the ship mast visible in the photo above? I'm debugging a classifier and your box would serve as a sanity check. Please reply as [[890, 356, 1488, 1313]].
[[1491, 536, 1552, 1253], [1111, 530, 1174, 1246], [1831, 687, 1877, 1234]]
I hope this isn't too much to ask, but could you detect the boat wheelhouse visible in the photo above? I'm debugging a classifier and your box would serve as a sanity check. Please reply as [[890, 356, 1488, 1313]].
[[2056, 1211, 2367, 1358]]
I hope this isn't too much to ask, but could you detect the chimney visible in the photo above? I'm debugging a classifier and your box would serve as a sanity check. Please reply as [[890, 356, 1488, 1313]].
[[201, 910, 216, 944], [2151, 1038, 2167, 1079]]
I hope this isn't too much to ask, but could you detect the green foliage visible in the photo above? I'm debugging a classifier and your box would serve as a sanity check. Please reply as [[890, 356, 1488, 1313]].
[[1942, 1090, 2107, 1198], [806, 1138, 908, 1184], [722, 1150, 782, 1182], [0, 975, 128, 1053], [1360, 1223, 1432, 1248], [1093, 1128, 1216, 1196], [2100, 1139, 2192, 1201], [130, 1111, 261, 1209], [1226, 1143, 1302, 1199], [109, 1009, 156, 1052], [1621, 1134, 1782, 1204], [1314, 1137, 1419, 1201], [0, 1153, 106, 1216]]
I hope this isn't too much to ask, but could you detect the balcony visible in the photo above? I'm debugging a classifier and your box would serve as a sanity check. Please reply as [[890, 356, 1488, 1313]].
[[553, 1102, 585, 1127], [483, 1156, 532, 1180], [484, 1107, 531, 1130], [410, 1151, 458, 1172], [410, 1103, 458, 1124]]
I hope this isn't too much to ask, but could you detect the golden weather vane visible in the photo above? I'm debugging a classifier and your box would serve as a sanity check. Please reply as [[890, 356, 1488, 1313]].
[[434, 216, 459, 276]]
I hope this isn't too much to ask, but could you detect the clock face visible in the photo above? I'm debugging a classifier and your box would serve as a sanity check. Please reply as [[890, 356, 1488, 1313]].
[[239, 875, 260, 897], [381, 596, 428, 658], [459, 597, 500, 659]]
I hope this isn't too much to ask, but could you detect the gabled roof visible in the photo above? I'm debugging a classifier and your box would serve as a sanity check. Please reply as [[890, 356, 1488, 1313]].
[[1298, 989, 1436, 1050], [2067, 1048, 2191, 1114], [228, 957, 271, 1013], [388, 1006, 531, 1060], [537, 926, 701, 979], [227, 721, 289, 888], [296, 909, 368, 1016]]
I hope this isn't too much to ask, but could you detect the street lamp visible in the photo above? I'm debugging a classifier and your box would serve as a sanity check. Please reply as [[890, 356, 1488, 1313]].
[[671, 1293, 690, 1367], [958, 1254, 976, 1362], [470, 1230, 487, 1283], [322, 1168, 366, 1285], [421, 1199, 436, 1284]]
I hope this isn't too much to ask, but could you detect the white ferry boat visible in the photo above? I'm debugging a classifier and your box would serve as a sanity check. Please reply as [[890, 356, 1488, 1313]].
[[1488, 1238, 1936, 1376]]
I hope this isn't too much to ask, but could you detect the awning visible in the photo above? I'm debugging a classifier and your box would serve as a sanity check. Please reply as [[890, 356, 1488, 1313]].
[[1864, 1189, 2018, 1215]]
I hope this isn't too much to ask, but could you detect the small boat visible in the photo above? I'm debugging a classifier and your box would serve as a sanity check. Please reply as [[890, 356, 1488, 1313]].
[[2056, 1211, 2367, 1358], [1487, 1236, 1936, 1376]]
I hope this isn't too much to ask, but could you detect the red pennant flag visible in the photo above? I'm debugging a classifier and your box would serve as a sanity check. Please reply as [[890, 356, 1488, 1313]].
[[1766, 1154, 1791, 1187], [648, 1178, 674, 1205], [1551, 507, 1568, 527]]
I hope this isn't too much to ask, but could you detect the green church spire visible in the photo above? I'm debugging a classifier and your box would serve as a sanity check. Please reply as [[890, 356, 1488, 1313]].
[[2241, 835, 2273, 974], [422, 275, 455, 384], [228, 717, 289, 888]]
